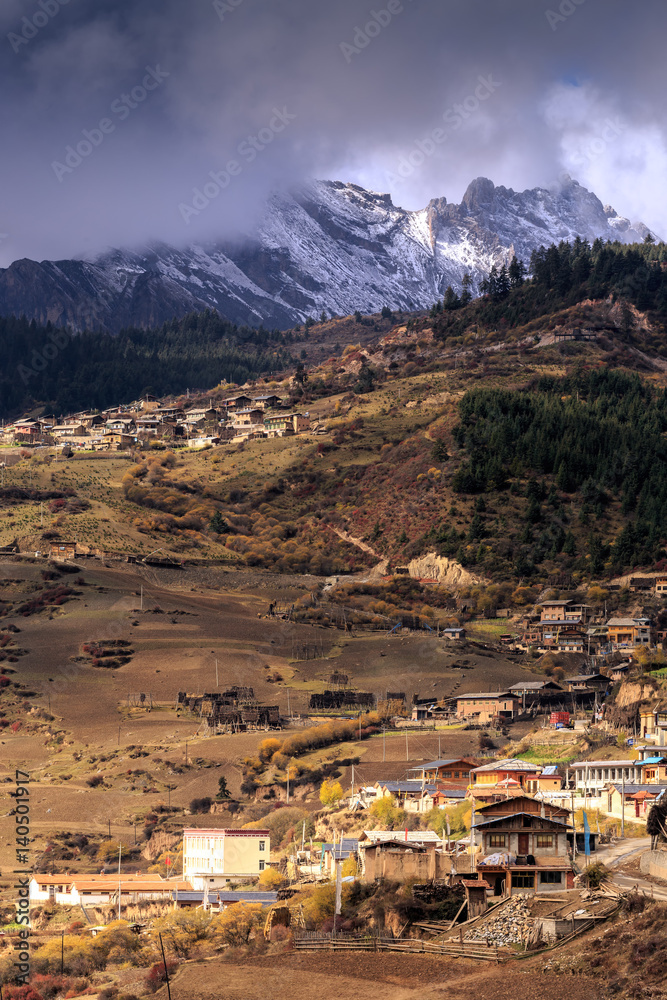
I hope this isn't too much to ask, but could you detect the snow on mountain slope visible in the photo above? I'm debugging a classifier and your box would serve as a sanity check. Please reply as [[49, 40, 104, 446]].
[[0, 175, 651, 332]]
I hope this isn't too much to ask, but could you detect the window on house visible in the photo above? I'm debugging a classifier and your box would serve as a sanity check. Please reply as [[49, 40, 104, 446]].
[[489, 834, 506, 848], [539, 871, 562, 884], [454, 771, 460, 778], [259, 861, 265, 871], [536, 835, 554, 848], [511, 873, 534, 888], [259, 841, 266, 851]]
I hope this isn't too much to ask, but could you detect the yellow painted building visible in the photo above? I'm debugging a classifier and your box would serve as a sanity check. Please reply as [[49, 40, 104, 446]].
[[182, 828, 270, 889]]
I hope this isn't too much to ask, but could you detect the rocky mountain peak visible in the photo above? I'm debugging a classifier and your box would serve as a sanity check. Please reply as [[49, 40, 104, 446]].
[[0, 177, 654, 332]]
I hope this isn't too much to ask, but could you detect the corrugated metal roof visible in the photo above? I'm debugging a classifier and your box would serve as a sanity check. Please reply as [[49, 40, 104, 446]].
[[362, 830, 441, 843], [377, 781, 438, 793], [542, 765, 559, 775], [472, 758, 541, 773], [571, 760, 637, 769], [608, 783, 667, 795], [457, 692, 514, 700], [417, 758, 474, 769], [173, 890, 277, 904]]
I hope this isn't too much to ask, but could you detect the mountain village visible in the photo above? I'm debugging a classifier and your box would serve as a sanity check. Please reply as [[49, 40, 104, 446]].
[[1, 393, 314, 452]]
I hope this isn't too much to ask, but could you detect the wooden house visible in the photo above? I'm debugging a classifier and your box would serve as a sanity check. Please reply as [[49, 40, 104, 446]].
[[408, 757, 478, 784], [469, 758, 542, 799], [474, 796, 573, 896], [222, 394, 252, 411], [263, 412, 310, 436], [49, 541, 76, 561], [455, 692, 518, 724], [606, 617, 652, 649]]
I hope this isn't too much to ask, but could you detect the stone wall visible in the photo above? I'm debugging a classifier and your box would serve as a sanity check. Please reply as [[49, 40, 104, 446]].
[[639, 849, 667, 880]]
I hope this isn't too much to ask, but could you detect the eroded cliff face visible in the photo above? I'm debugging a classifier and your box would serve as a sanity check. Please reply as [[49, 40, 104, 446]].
[[406, 552, 484, 588]]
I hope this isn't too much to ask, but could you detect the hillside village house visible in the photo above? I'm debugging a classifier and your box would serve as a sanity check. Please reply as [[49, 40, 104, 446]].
[[606, 617, 655, 648], [606, 783, 667, 821], [49, 541, 77, 561], [182, 828, 270, 889], [469, 759, 543, 802], [183, 404, 218, 424], [252, 394, 283, 409], [29, 874, 188, 907], [571, 759, 644, 795], [105, 416, 136, 433], [640, 701, 667, 742], [51, 422, 87, 439], [539, 600, 593, 624], [509, 680, 565, 709], [475, 796, 574, 896], [101, 431, 135, 451], [264, 412, 310, 436], [320, 837, 359, 877], [408, 757, 478, 783], [455, 692, 518, 724], [564, 672, 610, 694], [374, 780, 439, 813], [524, 765, 564, 795], [222, 394, 252, 411]]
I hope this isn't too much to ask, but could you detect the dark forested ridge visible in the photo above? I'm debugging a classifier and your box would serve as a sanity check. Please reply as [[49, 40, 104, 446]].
[[433, 237, 667, 345], [449, 369, 667, 575], [0, 310, 293, 417]]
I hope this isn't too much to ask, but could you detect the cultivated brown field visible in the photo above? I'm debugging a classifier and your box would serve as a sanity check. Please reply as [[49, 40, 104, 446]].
[[152, 951, 605, 1000], [0, 556, 533, 896]]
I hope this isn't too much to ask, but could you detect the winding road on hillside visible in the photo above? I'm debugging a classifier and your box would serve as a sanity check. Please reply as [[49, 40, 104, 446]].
[[598, 836, 667, 900]]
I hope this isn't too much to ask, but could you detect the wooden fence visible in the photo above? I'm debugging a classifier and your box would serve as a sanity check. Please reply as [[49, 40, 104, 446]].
[[292, 934, 503, 961]]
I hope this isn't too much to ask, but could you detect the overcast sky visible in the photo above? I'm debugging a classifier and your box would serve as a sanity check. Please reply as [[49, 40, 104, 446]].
[[1, 0, 666, 266]]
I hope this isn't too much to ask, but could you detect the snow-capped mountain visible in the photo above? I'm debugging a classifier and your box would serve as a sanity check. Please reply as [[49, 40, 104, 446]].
[[0, 176, 651, 332]]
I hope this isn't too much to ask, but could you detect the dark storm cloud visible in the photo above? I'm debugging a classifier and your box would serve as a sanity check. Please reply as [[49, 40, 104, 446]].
[[1, 0, 666, 265]]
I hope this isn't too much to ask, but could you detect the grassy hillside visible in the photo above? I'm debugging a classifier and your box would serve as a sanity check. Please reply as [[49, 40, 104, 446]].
[[4, 239, 667, 590]]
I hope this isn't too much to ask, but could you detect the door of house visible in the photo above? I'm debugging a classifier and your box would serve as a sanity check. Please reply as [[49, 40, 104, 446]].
[[518, 833, 530, 855]]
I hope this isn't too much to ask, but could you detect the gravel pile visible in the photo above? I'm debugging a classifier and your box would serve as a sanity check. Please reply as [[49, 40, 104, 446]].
[[464, 895, 533, 946]]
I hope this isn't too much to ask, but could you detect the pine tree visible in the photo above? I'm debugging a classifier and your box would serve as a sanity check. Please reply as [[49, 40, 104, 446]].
[[460, 273, 473, 305], [443, 286, 461, 310], [495, 265, 511, 299], [508, 256, 527, 288]]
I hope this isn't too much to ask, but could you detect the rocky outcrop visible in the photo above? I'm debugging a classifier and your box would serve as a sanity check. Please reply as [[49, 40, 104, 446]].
[[141, 829, 180, 861], [406, 552, 484, 588]]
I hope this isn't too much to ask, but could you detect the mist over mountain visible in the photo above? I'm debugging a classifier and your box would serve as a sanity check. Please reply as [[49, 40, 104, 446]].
[[0, 176, 650, 333]]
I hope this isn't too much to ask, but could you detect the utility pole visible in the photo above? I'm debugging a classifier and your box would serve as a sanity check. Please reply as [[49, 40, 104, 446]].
[[117, 844, 122, 921], [158, 934, 172, 1000], [621, 769, 625, 838]]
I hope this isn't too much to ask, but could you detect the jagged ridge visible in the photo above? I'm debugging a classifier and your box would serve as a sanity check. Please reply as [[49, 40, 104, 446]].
[[0, 176, 650, 332]]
